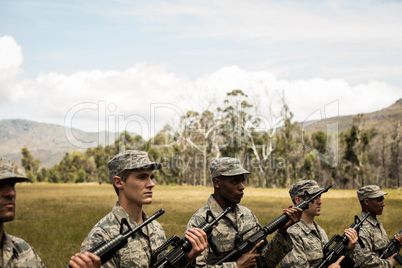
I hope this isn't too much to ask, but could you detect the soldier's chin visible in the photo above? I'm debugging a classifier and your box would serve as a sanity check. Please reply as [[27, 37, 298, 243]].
[[0, 214, 15, 222], [143, 198, 153, 204]]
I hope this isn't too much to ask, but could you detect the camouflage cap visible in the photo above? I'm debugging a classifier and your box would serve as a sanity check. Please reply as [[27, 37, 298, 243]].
[[209, 157, 250, 179], [289, 180, 323, 201], [357, 185, 388, 201], [107, 150, 162, 181], [0, 157, 29, 182]]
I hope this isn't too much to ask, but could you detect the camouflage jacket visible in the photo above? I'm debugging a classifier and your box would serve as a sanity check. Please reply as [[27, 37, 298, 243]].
[[186, 195, 293, 268], [354, 211, 393, 268], [280, 219, 328, 268], [0, 231, 45, 268], [80, 202, 167, 268]]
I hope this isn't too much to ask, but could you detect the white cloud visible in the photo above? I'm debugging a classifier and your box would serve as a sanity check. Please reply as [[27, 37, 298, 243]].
[[0, 35, 23, 71], [0, 36, 24, 103], [0, 36, 400, 138]]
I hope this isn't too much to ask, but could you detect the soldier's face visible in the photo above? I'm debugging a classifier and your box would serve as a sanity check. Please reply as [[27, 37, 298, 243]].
[[0, 180, 16, 223], [366, 196, 385, 215], [296, 194, 322, 217], [215, 175, 245, 205], [119, 169, 156, 206]]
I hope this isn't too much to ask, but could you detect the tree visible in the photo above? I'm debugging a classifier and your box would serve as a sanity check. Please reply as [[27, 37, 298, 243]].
[[278, 104, 303, 188], [340, 114, 377, 188], [21, 147, 41, 182], [389, 122, 401, 187]]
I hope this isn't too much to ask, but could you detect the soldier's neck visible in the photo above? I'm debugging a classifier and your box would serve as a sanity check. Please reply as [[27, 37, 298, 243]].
[[118, 199, 144, 224], [0, 223, 3, 249], [301, 213, 314, 224]]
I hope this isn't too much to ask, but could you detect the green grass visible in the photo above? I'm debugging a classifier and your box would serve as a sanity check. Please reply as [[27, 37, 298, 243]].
[[7, 183, 402, 267]]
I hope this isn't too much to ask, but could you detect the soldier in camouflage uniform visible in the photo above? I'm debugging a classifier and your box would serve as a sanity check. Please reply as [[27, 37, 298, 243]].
[[186, 157, 303, 268], [280, 180, 358, 268], [80, 150, 207, 268], [0, 157, 101, 268], [0, 157, 46, 268], [354, 185, 402, 267]]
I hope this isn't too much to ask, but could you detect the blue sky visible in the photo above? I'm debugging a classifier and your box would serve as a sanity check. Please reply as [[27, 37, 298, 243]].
[[0, 0, 401, 140]]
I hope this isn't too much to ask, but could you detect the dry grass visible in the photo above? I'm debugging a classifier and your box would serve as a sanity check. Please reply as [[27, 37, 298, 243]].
[[7, 183, 402, 267]]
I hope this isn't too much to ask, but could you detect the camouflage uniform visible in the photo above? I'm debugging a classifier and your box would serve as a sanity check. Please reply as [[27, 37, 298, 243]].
[[187, 195, 293, 268], [1, 231, 45, 268], [81, 150, 166, 267], [354, 185, 393, 267], [279, 219, 328, 268], [0, 157, 45, 268], [81, 202, 166, 268], [186, 157, 293, 268], [280, 180, 328, 268]]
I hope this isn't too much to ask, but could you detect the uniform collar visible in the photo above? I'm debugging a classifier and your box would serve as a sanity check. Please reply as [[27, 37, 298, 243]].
[[361, 211, 381, 227], [112, 202, 152, 236], [1, 231, 19, 266], [298, 219, 320, 236], [207, 195, 244, 219]]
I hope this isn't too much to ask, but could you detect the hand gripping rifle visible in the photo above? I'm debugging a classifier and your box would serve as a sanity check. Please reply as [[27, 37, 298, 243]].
[[317, 213, 370, 268], [380, 230, 402, 265], [151, 207, 231, 268], [67, 209, 165, 267], [213, 185, 332, 265]]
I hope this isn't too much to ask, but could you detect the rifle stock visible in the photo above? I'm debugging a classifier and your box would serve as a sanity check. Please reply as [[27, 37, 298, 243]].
[[213, 185, 332, 265], [152, 207, 231, 268]]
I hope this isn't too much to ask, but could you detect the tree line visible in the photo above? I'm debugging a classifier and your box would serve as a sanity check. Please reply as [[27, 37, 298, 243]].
[[17, 90, 401, 189]]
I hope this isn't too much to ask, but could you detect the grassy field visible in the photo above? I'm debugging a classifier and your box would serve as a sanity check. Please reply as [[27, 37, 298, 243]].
[[7, 183, 402, 267]]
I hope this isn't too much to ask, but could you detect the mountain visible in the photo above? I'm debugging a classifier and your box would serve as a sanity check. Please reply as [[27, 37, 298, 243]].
[[0, 119, 117, 168], [301, 99, 402, 136], [0, 99, 401, 169]]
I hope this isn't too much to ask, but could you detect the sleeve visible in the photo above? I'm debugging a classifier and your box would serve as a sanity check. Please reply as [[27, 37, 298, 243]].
[[33, 248, 46, 268], [80, 226, 119, 268], [354, 228, 393, 268], [10, 237, 46, 268], [259, 231, 293, 268], [280, 231, 310, 268], [186, 214, 237, 268]]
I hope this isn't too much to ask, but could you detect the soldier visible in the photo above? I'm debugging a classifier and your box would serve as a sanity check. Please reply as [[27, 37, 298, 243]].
[[186, 157, 303, 268], [354, 185, 402, 267], [0, 156, 101, 268], [280, 180, 358, 268], [0, 157, 46, 267], [80, 150, 207, 267]]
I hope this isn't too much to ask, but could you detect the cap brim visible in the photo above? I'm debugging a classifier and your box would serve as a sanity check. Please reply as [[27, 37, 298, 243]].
[[371, 191, 388, 199], [307, 187, 324, 196], [128, 162, 162, 171], [221, 168, 250, 177], [0, 173, 29, 182]]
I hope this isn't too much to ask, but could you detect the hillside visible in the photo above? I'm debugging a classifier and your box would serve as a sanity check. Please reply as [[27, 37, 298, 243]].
[[301, 99, 402, 136], [0, 119, 116, 168], [0, 99, 401, 169]]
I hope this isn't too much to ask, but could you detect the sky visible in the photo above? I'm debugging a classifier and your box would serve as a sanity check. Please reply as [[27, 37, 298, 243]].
[[0, 0, 401, 141]]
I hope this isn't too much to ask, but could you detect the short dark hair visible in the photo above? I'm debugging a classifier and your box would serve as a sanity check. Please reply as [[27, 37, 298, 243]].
[[113, 169, 133, 196]]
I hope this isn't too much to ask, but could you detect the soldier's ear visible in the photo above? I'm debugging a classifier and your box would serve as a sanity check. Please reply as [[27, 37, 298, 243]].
[[294, 196, 302, 204], [212, 177, 221, 188], [363, 198, 370, 206], [113, 176, 124, 190]]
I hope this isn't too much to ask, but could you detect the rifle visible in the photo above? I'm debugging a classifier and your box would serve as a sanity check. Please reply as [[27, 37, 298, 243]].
[[67, 208, 165, 267], [380, 230, 402, 265], [213, 185, 332, 265], [317, 213, 370, 268], [151, 207, 231, 268]]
